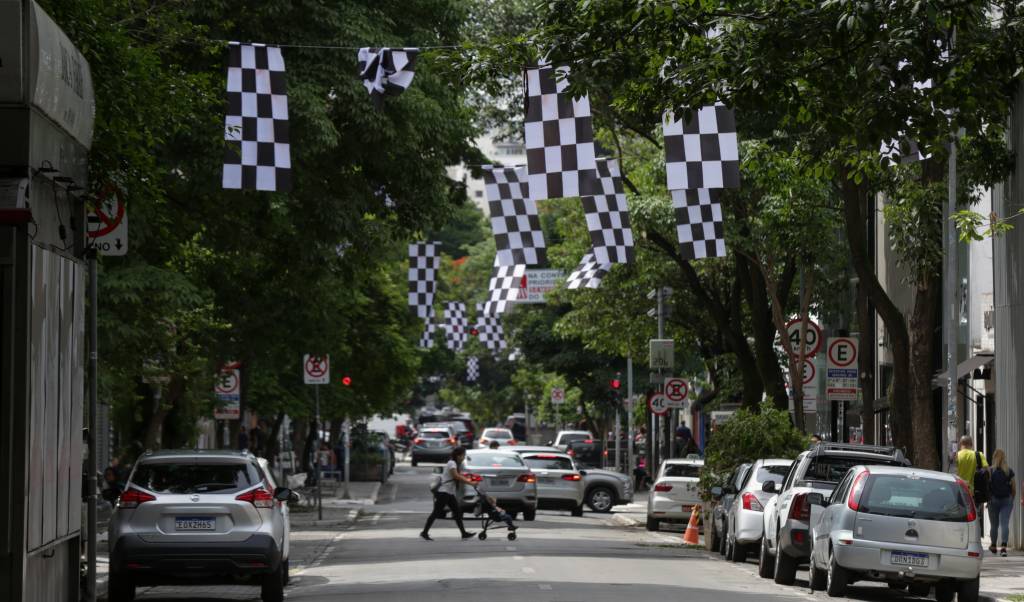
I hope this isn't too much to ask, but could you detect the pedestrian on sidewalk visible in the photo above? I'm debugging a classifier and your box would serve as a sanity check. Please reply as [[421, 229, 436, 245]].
[[954, 436, 988, 500], [421, 447, 476, 541], [987, 449, 1015, 557]]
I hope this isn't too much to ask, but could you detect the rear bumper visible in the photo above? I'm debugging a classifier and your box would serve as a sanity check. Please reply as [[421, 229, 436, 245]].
[[834, 540, 982, 581], [649, 494, 700, 521], [537, 497, 583, 511], [110, 533, 281, 581], [778, 519, 811, 560], [733, 509, 765, 544]]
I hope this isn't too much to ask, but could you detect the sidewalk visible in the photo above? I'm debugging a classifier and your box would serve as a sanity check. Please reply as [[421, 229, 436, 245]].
[[289, 479, 382, 527], [980, 549, 1024, 602]]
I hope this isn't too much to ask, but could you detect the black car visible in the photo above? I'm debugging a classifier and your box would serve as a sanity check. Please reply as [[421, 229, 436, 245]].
[[565, 438, 605, 468]]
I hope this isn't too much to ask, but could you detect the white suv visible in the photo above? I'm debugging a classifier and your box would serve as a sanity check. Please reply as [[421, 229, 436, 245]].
[[107, 450, 295, 602]]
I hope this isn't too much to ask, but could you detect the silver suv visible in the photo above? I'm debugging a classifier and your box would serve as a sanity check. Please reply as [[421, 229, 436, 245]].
[[107, 450, 295, 602]]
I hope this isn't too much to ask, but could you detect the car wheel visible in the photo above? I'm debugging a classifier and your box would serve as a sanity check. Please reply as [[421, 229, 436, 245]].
[[282, 558, 290, 585], [411, 458, 418, 467], [935, 581, 957, 602], [645, 517, 660, 532], [108, 575, 135, 602], [523, 509, 536, 521], [261, 563, 285, 602], [907, 582, 930, 596], [719, 526, 728, 556], [773, 547, 797, 585], [586, 487, 615, 513], [758, 536, 774, 578], [732, 540, 747, 563], [571, 504, 584, 517], [709, 521, 721, 552], [808, 545, 826, 591], [825, 549, 847, 597], [957, 577, 980, 602]]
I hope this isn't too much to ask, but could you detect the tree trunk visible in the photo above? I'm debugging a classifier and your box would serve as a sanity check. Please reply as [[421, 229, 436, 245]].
[[908, 278, 941, 469], [265, 411, 286, 467], [142, 379, 183, 450], [856, 281, 876, 445], [738, 254, 789, 409]]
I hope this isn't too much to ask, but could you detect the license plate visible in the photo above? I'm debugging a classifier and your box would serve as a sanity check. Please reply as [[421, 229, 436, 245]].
[[489, 479, 510, 488], [890, 551, 929, 567], [175, 516, 215, 531], [539, 477, 556, 484]]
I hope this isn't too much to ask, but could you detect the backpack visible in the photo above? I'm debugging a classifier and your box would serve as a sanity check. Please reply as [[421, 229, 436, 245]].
[[973, 451, 991, 504]]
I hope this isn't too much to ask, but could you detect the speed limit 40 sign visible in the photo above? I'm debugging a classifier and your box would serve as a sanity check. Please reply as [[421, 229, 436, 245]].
[[648, 393, 670, 416], [784, 318, 822, 358]]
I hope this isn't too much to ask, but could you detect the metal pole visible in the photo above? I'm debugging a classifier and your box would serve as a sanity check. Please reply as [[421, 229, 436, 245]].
[[943, 127, 960, 472], [315, 384, 322, 520], [627, 355, 634, 475], [614, 408, 621, 472], [86, 251, 98, 602], [657, 288, 665, 464], [341, 417, 351, 499]]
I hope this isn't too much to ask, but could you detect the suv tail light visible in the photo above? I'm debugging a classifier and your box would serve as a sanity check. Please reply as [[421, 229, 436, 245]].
[[562, 473, 582, 481], [654, 483, 673, 492], [117, 488, 156, 509], [236, 487, 274, 508], [567, 449, 575, 457], [413, 438, 424, 445], [847, 470, 869, 511], [517, 473, 536, 483], [956, 478, 978, 521], [463, 473, 483, 484], [448, 437, 457, 445], [742, 492, 764, 511], [789, 493, 811, 521]]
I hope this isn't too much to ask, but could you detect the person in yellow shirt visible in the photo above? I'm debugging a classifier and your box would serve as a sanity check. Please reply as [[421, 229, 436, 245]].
[[955, 435, 988, 494]]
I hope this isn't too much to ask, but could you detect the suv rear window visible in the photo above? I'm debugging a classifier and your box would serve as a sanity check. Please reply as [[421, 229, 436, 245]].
[[860, 475, 971, 522], [663, 464, 701, 478], [421, 431, 450, 439], [130, 462, 261, 494], [523, 456, 574, 471], [752, 464, 792, 485], [465, 453, 524, 468], [801, 456, 898, 486], [482, 429, 512, 438], [559, 433, 591, 444]]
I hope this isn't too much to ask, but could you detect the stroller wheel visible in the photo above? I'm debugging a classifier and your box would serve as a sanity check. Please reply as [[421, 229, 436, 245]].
[[478, 532, 487, 540], [507, 532, 517, 541]]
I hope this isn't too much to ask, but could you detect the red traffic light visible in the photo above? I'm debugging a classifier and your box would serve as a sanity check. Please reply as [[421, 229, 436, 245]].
[[610, 376, 621, 390], [341, 376, 352, 386]]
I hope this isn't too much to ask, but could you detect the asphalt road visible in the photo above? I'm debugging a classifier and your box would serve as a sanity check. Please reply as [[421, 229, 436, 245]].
[[125, 463, 949, 602]]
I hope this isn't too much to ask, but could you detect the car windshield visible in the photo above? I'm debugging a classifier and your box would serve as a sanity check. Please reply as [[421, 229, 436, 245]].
[[523, 456, 574, 471], [559, 433, 591, 443], [482, 429, 512, 439], [421, 431, 450, 439], [859, 475, 971, 522], [130, 462, 260, 494], [753, 464, 792, 485], [465, 453, 524, 468], [662, 464, 701, 478], [801, 456, 895, 486]]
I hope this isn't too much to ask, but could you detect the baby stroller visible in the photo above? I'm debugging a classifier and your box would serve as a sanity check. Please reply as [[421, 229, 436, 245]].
[[471, 487, 519, 541]]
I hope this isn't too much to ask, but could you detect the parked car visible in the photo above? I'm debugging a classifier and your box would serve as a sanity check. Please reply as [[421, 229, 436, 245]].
[[107, 450, 296, 602], [518, 451, 586, 516], [478, 427, 517, 448], [461, 449, 538, 521], [723, 459, 793, 562], [759, 443, 908, 585], [646, 458, 704, 531], [807, 465, 982, 600], [709, 463, 751, 554], [512, 446, 633, 513], [550, 430, 594, 452], [410, 428, 458, 466]]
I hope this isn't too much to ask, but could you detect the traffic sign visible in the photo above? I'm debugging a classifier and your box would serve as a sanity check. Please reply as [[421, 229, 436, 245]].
[[303, 355, 330, 385], [826, 337, 859, 402], [801, 359, 816, 385], [214, 362, 240, 420], [784, 318, 822, 358], [648, 393, 670, 416], [551, 387, 566, 405], [649, 339, 674, 370], [664, 377, 689, 409], [86, 184, 127, 256]]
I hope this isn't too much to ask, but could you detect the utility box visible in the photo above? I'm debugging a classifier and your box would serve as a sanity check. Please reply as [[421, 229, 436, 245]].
[[0, 1, 94, 601]]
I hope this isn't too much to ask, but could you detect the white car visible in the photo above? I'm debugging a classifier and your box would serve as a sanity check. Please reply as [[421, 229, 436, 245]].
[[722, 459, 792, 562], [478, 428, 517, 448], [646, 458, 703, 531], [551, 430, 594, 452], [518, 451, 586, 516]]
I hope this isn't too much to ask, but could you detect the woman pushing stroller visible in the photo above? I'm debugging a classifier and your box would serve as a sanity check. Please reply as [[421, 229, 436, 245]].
[[420, 447, 476, 541]]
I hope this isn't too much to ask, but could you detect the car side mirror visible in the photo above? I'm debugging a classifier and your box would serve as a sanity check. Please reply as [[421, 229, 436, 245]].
[[579, 470, 588, 476], [710, 486, 723, 499], [273, 487, 292, 502], [807, 492, 825, 507], [762, 480, 778, 494]]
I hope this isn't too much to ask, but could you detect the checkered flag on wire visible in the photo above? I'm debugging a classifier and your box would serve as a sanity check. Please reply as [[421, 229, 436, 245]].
[[418, 306, 437, 349], [582, 157, 635, 264], [524, 64, 599, 201], [482, 166, 547, 266], [466, 356, 480, 382], [408, 242, 440, 319], [223, 43, 292, 192], [475, 303, 507, 355], [483, 257, 525, 316], [566, 251, 611, 290], [443, 301, 469, 351], [357, 48, 419, 107], [672, 189, 726, 260], [663, 103, 739, 191]]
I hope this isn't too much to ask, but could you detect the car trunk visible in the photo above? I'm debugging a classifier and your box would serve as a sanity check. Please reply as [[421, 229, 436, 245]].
[[658, 477, 700, 504], [853, 474, 970, 550], [472, 467, 528, 493], [133, 494, 264, 544]]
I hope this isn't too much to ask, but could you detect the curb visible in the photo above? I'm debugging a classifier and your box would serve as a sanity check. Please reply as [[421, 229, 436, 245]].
[[609, 513, 641, 528]]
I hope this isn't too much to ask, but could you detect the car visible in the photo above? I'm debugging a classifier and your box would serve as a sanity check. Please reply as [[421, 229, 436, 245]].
[[425, 420, 474, 448], [806, 465, 982, 600], [646, 458, 704, 531], [450, 416, 478, 447], [723, 459, 792, 562], [709, 463, 752, 555], [478, 427, 517, 448], [518, 451, 586, 516], [460, 449, 538, 521], [565, 437, 606, 467], [759, 443, 908, 585], [551, 430, 594, 452], [511, 446, 633, 513], [410, 428, 458, 466], [107, 450, 296, 602]]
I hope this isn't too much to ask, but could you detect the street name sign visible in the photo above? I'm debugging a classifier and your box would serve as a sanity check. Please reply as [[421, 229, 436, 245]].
[[784, 318, 822, 358], [826, 337, 859, 402], [649, 339, 674, 370], [648, 393, 670, 416], [303, 354, 330, 385]]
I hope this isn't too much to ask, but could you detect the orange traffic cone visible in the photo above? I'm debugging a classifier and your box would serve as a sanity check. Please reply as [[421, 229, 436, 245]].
[[682, 504, 701, 545]]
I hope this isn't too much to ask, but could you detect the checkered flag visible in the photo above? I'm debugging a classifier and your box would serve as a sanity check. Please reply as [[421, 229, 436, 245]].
[[418, 307, 437, 349], [475, 303, 507, 355], [524, 64, 599, 201], [566, 251, 611, 290], [466, 356, 480, 382], [223, 43, 292, 192], [443, 302, 469, 351], [357, 48, 419, 107], [672, 189, 726, 260], [482, 166, 547, 266], [483, 256, 525, 316], [663, 104, 740, 191], [408, 242, 440, 319], [582, 158, 635, 264]]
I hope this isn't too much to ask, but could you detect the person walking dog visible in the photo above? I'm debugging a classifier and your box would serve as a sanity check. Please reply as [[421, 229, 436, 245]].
[[987, 449, 1015, 556], [421, 447, 476, 541]]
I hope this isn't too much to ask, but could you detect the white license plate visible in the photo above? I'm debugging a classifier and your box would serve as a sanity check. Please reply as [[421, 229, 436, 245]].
[[489, 479, 510, 488], [175, 516, 215, 531], [539, 477, 556, 484], [890, 551, 929, 567]]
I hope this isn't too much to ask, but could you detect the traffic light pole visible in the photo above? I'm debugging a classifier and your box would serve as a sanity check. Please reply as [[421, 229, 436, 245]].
[[341, 417, 351, 499], [315, 383, 322, 521]]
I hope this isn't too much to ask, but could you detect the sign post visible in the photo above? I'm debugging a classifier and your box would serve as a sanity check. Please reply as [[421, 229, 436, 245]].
[[826, 338, 859, 440], [784, 318, 823, 358], [551, 387, 566, 405], [214, 362, 241, 420], [649, 339, 675, 370], [664, 377, 689, 410], [86, 184, 128, 256], [304, 355, 330, 520]]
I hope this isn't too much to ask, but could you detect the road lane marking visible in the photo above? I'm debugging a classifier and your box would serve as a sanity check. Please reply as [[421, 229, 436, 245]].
[[538, 584, 552, 590], [514, 555, 524, 560], [522, 567, 535, 574]]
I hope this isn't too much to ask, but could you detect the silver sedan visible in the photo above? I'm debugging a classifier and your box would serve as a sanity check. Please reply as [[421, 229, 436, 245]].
[[461, 449, 538, 521]]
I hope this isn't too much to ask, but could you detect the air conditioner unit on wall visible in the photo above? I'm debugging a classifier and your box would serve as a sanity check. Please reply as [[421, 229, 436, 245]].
[[0, 178, 30, 224]]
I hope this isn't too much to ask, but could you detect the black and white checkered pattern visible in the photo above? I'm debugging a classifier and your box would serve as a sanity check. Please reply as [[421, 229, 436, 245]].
[[443, 301, 469, 351], [475, 303, 507, 355], [582, 158, 635, 264], [357, 48, 419, 107], [466, 356, 479, 382], [483, 257, 525, 316], [524, 64, 598, 201], [566, 251, 611, 290], [223, 43, 292, 192], [663, 104, 740, 190], [408, 242, 440, 319], [482, 166, 547, 266], [672, 189, 726, 260], [418, 307, 437, 349]]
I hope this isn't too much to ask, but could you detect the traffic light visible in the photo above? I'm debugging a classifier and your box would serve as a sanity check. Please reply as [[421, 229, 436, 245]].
[[341, 376, 352, 386], [609, 372, 622, 390]]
